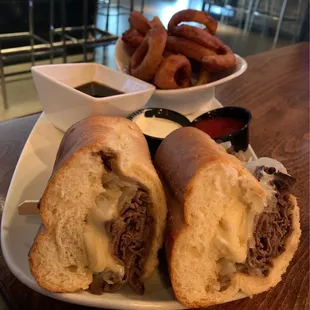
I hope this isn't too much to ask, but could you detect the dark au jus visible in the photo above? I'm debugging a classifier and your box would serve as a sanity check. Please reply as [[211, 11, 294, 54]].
[[75, 82, 124, 98]]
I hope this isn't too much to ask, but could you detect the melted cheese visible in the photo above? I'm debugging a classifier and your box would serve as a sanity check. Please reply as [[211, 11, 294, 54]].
[[215, 158, 288, 282], [84, 208, 123, 274], [83, 172, 137, 276], [215, 159, 286, 265], [214, 199, 249, 263]]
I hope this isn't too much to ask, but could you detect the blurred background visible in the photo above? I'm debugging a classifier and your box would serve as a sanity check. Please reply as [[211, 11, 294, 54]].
[[0, 0, 309, 122]]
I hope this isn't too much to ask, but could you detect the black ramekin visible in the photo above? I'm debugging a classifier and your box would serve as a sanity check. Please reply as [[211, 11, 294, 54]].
[[128, 108, 191, 158], [191, 106, 252, 151]]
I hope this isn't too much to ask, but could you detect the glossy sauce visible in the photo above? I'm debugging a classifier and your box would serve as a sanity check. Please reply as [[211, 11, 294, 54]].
[[75, 82, 124, 98], [193, 117, 245, 138], [134, 112, 182, 139]]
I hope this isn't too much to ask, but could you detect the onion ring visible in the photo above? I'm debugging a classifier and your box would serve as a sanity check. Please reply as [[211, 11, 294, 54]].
[[166, 36, 216, 62], [124, 44, 137, 56], [128, 11, 150, 35], [167, 9, 217, 35], [130, 25, 167, 82], [162, 49, 175, 58], [153, 55, 192, 89], [202, 45, 236, 72], [149, 16, 166, 29], [122, 29, 144, 48], [170, 24, 224, 52]]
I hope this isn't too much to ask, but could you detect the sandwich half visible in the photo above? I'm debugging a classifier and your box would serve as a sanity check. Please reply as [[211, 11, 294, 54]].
[[29, 116, 166, 294], [154, 127, 300, 308]]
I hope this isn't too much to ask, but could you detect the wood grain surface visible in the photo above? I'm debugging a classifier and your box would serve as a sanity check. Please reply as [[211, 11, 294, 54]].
[[0, 43, 309, 310]]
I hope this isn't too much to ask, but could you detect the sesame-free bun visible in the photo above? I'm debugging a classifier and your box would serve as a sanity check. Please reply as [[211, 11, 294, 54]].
[[29, 116, 166, 292], [155, 127, 300, 308]]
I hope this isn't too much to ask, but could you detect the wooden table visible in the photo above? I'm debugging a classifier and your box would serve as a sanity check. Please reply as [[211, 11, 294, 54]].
[[0, 43, 309, 310]]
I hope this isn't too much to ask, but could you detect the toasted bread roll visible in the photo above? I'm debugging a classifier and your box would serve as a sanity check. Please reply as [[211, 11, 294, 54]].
[[29, 116, 166, 294], [155, 127, 300, 308]]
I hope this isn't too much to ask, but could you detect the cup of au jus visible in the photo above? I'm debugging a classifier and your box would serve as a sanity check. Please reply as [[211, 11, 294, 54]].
[[128, 108, 191, 158], [191, 106, 252, 151]]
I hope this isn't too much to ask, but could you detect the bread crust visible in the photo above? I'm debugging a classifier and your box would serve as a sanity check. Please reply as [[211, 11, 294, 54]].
[[29, 116, 167, 292], [155, 127, 301, 308]]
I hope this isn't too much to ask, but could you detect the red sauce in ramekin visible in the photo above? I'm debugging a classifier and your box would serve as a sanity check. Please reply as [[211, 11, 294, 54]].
[[193, 117, 246, 139]]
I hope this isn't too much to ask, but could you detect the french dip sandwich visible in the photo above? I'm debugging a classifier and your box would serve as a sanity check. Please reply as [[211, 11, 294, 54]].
[[155, 127, 300, 308], [29, 116, 166, 294]]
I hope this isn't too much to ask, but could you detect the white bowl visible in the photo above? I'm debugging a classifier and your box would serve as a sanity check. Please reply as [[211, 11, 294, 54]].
[[32, 63, 155, 132], [114, 38, 247, 115]]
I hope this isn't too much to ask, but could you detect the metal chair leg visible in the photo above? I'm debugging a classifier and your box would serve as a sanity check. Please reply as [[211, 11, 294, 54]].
[[130, 0, 134, 12], [273, 0, 288, 47], [61, 0, 67, 63], [269, 0, 276, 16], [202, 0, 213, 13], [220, 0, 230, 24], [264, 0, 269, 14], [94, 0, 98, 27], [248, 0, 260, 32], [141, 0, 145, 14], [262, 0, 270, 35], [293, 0, 304, 42], [105, 0, 111, 31], [49, 0, 54, 64], [237, 0, 246, 28], [244, 0, 254, 33], [28, 0, 35, 66], [93, 0, 99, 61], [0, 52, 8, 110], [103, 46, 107, 65], [207, 1, 212, 13], [83, 0, 88, 62], [117, 0, 120, 35]]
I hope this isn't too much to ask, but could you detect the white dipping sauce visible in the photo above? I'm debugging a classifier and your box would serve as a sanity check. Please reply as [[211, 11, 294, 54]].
[[134, 111, 182, 139]]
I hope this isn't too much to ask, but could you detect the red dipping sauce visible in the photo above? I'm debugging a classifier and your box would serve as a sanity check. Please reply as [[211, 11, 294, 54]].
[[193, 117, 246, 139]]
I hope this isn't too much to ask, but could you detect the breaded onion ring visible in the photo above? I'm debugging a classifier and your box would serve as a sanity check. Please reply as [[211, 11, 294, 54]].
[[162, 49, 175, 58], [123, 44, 137, 56], [167, 9, 217, 35], [166, 36, 216, 62], [130, 25, 167, 82], [170, 24, 224, 52], [149, 16, 166, 29], [153, 55, 192, 89], [122, 29, 144, 48], [129, 10, 150, 35], [202, 45, 236, 72]]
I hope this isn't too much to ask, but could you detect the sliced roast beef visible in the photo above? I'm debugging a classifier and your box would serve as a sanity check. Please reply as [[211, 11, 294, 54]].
[[238, 166, 296, 276], [104, 189, 153, 294]]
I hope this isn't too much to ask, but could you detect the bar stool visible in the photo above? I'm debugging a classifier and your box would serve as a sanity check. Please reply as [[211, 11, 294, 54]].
[[0, 0, 41, 110], [49, 0, 117, 64], [0, 49, 8, 110], [202, 0, 255, 32], [247, 0, 304, 47], [98, 0, 145, 35]]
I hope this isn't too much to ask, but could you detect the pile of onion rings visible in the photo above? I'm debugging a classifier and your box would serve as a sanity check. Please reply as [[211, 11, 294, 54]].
[[121, 9, 236, 90]]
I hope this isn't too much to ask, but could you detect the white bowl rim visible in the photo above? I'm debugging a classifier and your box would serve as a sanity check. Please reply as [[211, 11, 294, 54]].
[[114, 38, 248, 94], [31, 63, 156, 102]]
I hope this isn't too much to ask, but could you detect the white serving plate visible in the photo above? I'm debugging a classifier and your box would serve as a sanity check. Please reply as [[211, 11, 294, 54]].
[[1, 98, 256, 310], [114, 38, 247, 115]]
